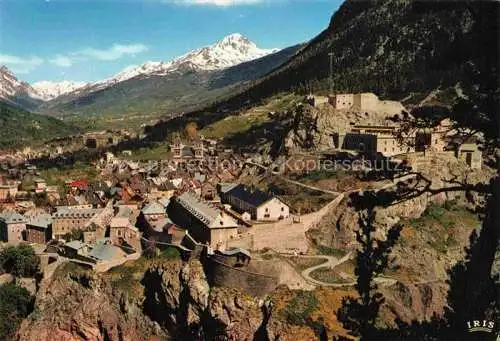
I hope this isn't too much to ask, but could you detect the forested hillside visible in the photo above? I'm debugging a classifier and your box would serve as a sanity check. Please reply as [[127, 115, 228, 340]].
[[208, 0, 498, 109], [0, 101, 79, 149]]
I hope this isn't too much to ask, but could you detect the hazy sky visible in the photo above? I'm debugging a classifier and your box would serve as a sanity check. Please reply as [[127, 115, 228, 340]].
[[0, 0, 341, 83]]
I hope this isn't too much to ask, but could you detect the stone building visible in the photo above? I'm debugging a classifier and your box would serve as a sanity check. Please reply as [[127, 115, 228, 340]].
[[330, 94, 354, 110], [109, 216, 141, 251], [170, 191, 238, 249], [142, 201, 166, 220], [170, 135, 206, 164], [52, 207, 103, 239], [304, 95, 330, 107], [415, 118, 451, 153], [0, 183, 18, 202], [456, 143, 482, 169], [338, 124, 415, 156], [0, 211, 27, 244], [221, 184, 290, 221], [26, 214, 52, 244], [329, 92, 405, 114]]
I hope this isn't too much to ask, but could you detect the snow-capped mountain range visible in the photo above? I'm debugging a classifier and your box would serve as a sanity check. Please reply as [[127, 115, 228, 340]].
[[32, 80, 89, 101], [0, 33, 279, 104]]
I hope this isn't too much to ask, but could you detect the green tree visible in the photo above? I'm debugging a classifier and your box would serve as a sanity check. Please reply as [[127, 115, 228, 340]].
[[0, 245, 40, 277], [336, 209, 402, 340], [0, 283, 32, 340], [62, 229, 85, 242]]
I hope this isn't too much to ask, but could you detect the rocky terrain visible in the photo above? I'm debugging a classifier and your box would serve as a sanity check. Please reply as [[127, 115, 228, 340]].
[[284, 100, 405, 152], [16, 259, 291, 341]]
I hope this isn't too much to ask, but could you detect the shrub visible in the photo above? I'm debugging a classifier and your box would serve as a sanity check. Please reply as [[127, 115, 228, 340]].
[[158, 247, 181, 260], [0, 245, 40, 277], [283, 290, 319, 326], [0, 283, 32, 339], [317, 245, 347, 258]]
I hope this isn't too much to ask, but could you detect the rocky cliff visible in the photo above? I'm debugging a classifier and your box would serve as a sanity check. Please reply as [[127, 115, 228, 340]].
[[16, 259, 289, 341], [17, 263, 165, 341], [283, 101, 405, 151]]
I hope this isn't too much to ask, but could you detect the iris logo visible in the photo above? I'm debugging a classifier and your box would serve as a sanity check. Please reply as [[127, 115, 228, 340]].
[[466, 320, 495, 333]]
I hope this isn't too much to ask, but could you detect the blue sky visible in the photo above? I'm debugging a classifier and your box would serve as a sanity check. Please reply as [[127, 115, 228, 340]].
[[0, 0, 341, 83]]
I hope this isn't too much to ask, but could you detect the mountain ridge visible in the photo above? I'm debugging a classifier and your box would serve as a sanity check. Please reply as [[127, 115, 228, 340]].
[[0, 33, 280, 108]]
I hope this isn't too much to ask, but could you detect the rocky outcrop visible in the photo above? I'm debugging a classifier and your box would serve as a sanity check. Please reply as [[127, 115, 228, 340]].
[[17, 259, 287, 341], [143, 260, 285, 340], [17, 268, 165, 341], [310, 152, 493, 251], [379, 281, 448, 325], [284, 103, 404, 151]]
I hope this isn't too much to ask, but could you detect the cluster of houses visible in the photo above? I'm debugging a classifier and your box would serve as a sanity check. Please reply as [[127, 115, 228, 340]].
[[0, 137, 293, 267]]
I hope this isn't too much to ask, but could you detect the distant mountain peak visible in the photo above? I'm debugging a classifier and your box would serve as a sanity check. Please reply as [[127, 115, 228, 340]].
[[218, 33, 252, 46], [0, 65, 44, 104], [32, 80, 89, 101], [1, 34, 280, 104], [92, 33, 279, 88]]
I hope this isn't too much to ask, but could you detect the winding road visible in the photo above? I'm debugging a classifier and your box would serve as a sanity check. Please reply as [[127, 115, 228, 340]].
[[284, 253, 397, 288], [300, 253, 354, 287]]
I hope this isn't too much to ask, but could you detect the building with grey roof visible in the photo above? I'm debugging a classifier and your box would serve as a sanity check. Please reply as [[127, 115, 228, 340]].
[[221, 184, 290, 221], [141, 201, 165, 217], [26, 214, 52, 244], [87, 243, 127, 263], [0, 211, 27, 244], [52, 207, 103, 239], [170, 191, 238, 248]]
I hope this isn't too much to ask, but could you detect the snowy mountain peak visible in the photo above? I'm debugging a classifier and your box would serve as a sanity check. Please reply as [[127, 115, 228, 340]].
[[92, 33, 279, 88], [218, 33, 251, 46], [32, 81, 89, 101], [0, 65, 43, 102], [170, 32, 279, 72]]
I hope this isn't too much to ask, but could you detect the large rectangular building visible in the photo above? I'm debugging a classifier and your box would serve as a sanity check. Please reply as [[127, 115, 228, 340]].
[[170, 192, 238, 249], [340, 124, 415, 156], [26, 214, 52, 244], [52, 207, 103, 239]]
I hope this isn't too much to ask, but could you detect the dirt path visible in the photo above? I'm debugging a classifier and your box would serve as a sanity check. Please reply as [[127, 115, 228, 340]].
[[288, 253, 397, 288], [300, 253, 353, 287]]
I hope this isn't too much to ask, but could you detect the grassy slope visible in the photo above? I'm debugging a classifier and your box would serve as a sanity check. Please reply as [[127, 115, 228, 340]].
[[0, 101, 79, 149], [199, 93, 298, 139]]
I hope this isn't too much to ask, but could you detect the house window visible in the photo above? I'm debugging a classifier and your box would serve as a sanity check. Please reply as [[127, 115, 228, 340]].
[[281, 207, 284, 212], [265, 208, 269, 212]]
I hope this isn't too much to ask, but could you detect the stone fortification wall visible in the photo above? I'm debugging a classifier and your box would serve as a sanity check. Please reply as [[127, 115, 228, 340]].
[[207, 258, 279, 297]]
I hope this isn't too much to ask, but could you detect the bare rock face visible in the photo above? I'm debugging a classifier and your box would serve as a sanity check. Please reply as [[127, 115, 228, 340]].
[[18, 259, 285, 341], [144, 260, 285, 341], [284, 103, 404, 151], [379, 281, 448, 325], [17, 269, 164, 341]]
